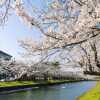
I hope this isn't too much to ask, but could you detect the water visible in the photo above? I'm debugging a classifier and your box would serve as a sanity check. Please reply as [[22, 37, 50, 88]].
[[0, 81, 96, 100]]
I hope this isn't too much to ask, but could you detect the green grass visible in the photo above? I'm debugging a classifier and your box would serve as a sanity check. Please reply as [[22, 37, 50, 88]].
[[47, 80, 76, 83], [0, 81, 38, 87], [0, 80, 78, 88], [77, 82, 100, 100]]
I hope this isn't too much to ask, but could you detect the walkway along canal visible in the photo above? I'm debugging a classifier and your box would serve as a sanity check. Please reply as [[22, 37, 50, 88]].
[[0, 81, 96, 100]]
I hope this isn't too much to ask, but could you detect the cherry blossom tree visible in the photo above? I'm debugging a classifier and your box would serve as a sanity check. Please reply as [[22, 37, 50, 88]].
[[1, 0, 100, 76]]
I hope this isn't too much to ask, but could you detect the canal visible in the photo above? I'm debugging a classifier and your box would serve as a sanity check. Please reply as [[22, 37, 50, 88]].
[[0, 81, 96, 100]]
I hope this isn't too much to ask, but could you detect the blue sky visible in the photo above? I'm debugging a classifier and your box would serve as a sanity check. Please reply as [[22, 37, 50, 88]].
[[0, 0, 44, 59]]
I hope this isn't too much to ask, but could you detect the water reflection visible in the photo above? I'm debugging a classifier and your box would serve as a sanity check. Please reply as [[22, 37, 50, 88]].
[[0, 81, 96, 100]]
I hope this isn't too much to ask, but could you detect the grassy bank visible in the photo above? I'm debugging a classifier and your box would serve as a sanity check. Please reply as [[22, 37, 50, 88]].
[[0, 81, 37, 87], [77, 81, 100, 100], [0, 80, 79, 88]]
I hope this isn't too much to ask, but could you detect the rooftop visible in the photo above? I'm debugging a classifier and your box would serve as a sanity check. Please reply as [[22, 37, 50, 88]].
[[0, 50, 12, 60]]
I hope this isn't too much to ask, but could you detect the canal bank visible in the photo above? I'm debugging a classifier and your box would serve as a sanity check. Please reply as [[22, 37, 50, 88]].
[[0, 81, 96, 100], [77, 81, 100, 100]]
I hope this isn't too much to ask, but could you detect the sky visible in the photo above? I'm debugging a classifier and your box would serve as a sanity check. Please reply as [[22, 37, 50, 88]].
[[0, 0, 44, 59]]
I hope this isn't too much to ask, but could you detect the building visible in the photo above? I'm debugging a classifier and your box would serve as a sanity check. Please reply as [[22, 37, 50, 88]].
[[0, 50, 12, 60]]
